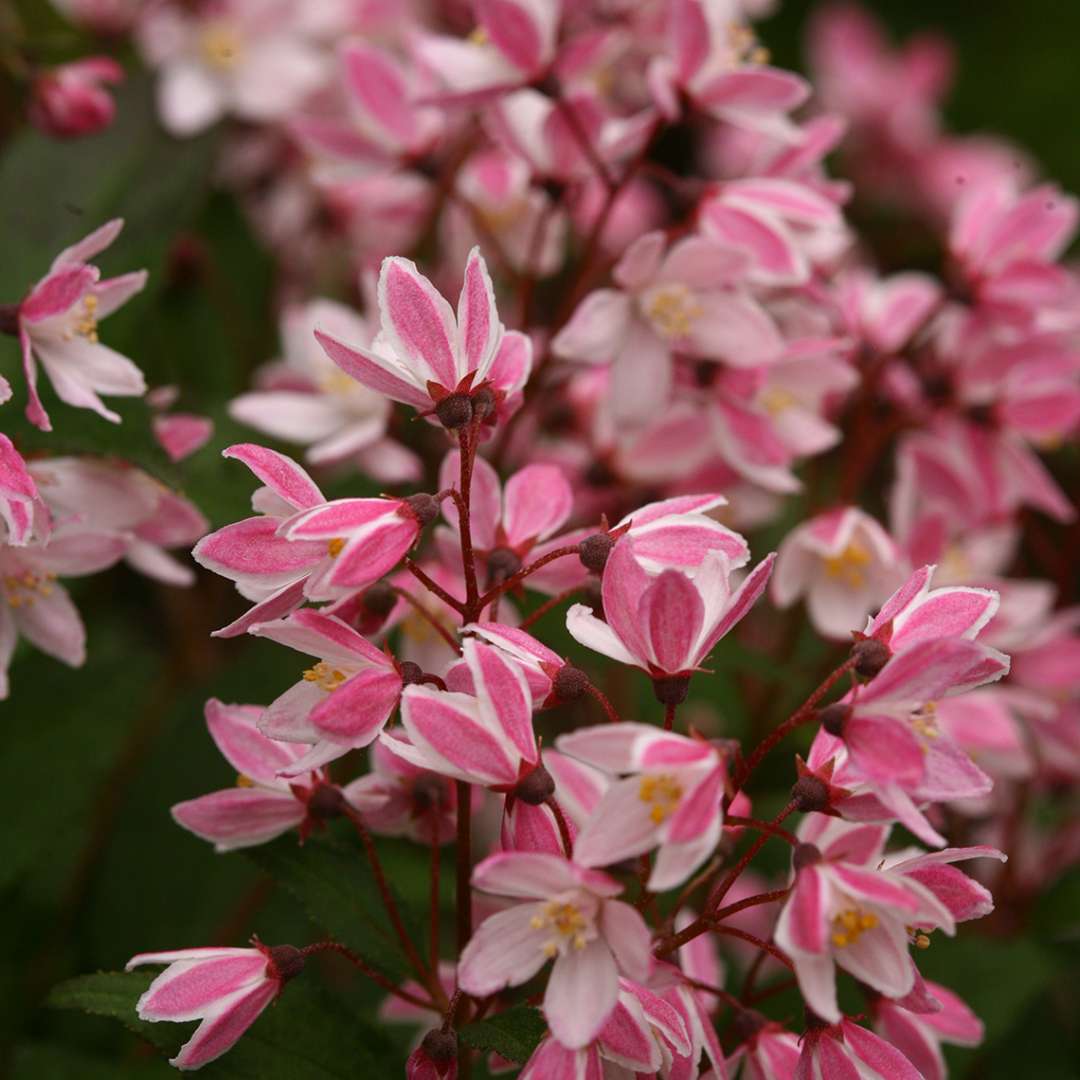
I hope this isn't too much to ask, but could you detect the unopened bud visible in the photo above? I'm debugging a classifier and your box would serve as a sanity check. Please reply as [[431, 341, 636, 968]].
[[435, 392, 473, 429], [792, 842, 823, 872], [791, 774, 830, 813], [514, 764, 556, 806], [817, 702, 851, 737], [578, 532, 614, 573], [403, 493, 440, 528], [267, 944, 306, 982], [552, 664, 589, 702], [653, 674, 690, 706], [851, 638, 890, 679]]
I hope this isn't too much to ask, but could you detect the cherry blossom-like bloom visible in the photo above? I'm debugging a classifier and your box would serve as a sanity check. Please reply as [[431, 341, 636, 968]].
[[126, 941, 306, 1070], [171, 699, 373, 851], [556, 723, 729, 890], [152, 413, 215, 463], [229, 299, 420, 481], [193, 444, 436, 636], [873, 979, 984, 1080], [0, 437, 47, 547], [248, 609, 407, 774], [552, 231, 781, 425], [315, 248, 506, 426], [771, 507, 904, 640], [566, 538, 775, 694], [28, 57, 124, 139], [136, 0, 327, 136], [414, 0, 559, 104], [384, 636, 539, 789], [12, 219, 147, 431], [796, 1016, 924, 1080], [774, 815, 959, 1022], [458, 851, 651, 1048], [728, 1017, 802, 1080], [837, 270, 943, 356]]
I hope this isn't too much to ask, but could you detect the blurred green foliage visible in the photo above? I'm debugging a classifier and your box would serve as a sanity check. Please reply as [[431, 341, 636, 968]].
[[2, 3, 1078, 1077]]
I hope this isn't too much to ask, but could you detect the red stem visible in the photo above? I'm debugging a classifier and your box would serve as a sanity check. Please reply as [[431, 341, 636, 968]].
[[585, 682, 621, 723], [520, 586, 582, 629], [545, 797, 574, 858], [455, 780, 473, 955], [724, 816, 797, 845], [457, 425, 481, 618], [664, 702, 676, 731], [392, 586, 461, 652], [708, 927, 794, 970], [404, 559, 466, 616], [476, 544, 581, 608], [300, 941, 437, 1010], [429, 826, 441, 976]]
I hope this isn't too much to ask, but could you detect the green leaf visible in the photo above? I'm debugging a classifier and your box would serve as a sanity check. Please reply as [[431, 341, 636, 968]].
[[459, 1006, 547, 1063], [246, 833, 421, 982], [49, 969, 394, 1078]]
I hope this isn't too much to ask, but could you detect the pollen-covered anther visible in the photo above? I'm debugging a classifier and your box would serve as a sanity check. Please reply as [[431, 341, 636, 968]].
[[830, 908, 878, 948], [638, 773, 683, 824], [66, 294, 99, 342], [644, 284, 703, 339], [3, 571, 56, 608], [326, 537, 345, 558], [200, 23, 242, 69], [911, 703, 940, 741], [531, 900, 590, 955], [302, 661, 348, 692], [823, 541, 872, 588]]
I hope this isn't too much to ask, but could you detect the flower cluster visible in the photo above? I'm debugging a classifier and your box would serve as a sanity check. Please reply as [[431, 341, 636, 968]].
[[3, 0, 1078, 1077]]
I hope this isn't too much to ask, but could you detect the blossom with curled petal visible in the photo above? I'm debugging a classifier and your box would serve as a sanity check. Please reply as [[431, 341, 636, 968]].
[[126, 941, 304, 1070], [29, 56, 123, 139], [458, 851, 651, 1048], [13, 219, 147, 431], [556, 723, 728, 891], [796, 1016, 924, 1080], [774, 815, 958, 1023]]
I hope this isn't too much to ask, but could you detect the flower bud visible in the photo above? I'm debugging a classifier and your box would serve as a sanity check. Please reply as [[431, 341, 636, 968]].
[[435, 392, 473, 429], [29, 58, 123, 139]]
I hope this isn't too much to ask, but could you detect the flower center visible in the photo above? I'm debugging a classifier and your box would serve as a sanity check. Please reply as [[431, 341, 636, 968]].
[[831, 908, 878, 948], [911, 702, 940, 747], [302, 661, 348, 692], [236, 773, 254, 788], [200, 23, 242, 69], [326, 537, 346, 558], [638, 773, 684, 824], [63, 294, 99, 343], [823, 542, 871, 588], [3, 571, 56, 608], [644, 285, 703, 340], [760, 387, 798, 416], [318, 368, 360, 398], [726, 22, 770, 66], [530, 900, 591, 956]]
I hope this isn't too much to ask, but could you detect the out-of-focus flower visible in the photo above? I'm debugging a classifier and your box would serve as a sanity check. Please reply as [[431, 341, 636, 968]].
[[29, 57, 124, 139], [797, 1015, 924, 1080]]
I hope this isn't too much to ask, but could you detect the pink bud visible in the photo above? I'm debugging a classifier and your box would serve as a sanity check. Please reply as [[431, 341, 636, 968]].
[[28, 58, 124, 139]]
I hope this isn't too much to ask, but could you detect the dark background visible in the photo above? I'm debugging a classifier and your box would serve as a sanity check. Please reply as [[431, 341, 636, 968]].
[[1, 2, 1078, 1076]]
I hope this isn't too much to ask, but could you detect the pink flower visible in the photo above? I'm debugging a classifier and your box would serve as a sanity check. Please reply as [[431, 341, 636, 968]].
[[566, 537, 775, 693], [229, 299, 420, 481], [728, 1018, 802, 1080], [873, 979, 983, 1080], [14, 219, 147, 431], [171, 699, 374, 851], [126, 941, 306, 1070], [797, 1016, 924, 1080], [457, 851, 651, 1047], [248, 609, 406, 774], [136, 0, 327, 136], [315, 248, 508, 426], [771, 508, 904, 640], [414, 0, 559, 104], [152, 414, 215, 463], [552, 230, 781, 425], [0, 437, 47, 547], [384, 637, 539, 789], [837, 270, 943, 355], [774, 815, 956, 1022], [28, 57, 124, 139], [193, 444, 435, 636], [556, 723, 729, 890]]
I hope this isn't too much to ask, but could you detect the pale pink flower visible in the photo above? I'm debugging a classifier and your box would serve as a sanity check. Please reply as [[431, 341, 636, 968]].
[[136, 0, 327, 136], [649, 0, 810, 140], [14, 219, 147, 431], [0, 437, 47, 547], [414, 0, 559, 104], [873, 980, 983, 1080], [556, 723, 729, 890], [193, 444, 435, 636], [315, 248, 508, 424], [384, 636, 539, 789], [796, 1016, 924, 1080], [837, 269, 943, 355], [152, 413, 215, 463], [126, 941, 306, 1070], [458, 851, 651, 1048], [771, 507, 904, 640], [171, 699, 375, 851], [728, 1019, 801, 1080], [247, 609, 407, 774], [553, 230, 781, 425], [566, 537, 775, 690], [229, 299, 420, 481], [459, 622, 577, 707], [28, 57, 124, 139], [774, 815, 957, 1022]]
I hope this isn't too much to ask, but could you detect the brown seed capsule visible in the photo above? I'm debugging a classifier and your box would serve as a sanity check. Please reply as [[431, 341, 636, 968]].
[[652, 674, 690, 706], [435, 392, 473, 429], [578, 532, 614, 573], [420, 1028, 458, 1065], [851, 638, 890, 679], [403, 493, 440, 527], [553, 664, 589, 702], [267, 944, 306, 982], [817, 702, 852, 737], [486, 546, 522, 585], [471, 386, 496, 421], [791, 774, 830, 813], [514, 764, 556, 806]]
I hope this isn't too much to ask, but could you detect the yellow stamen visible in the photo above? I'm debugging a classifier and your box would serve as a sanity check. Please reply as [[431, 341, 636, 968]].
[[236, 774, 254, 788], [831, 908, 878, 948], [302, 661, 348, 692], [533, 900, 591, 956], [638, 773, 684, 825], [3, 571, 56, 608], [327, 537, 346, 558], [200, 23, 242, 69], [823, 542, 872, 589], [644, 285, 704, 339], [468, 26, 489, 45], [760, 387, 797, 415]]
